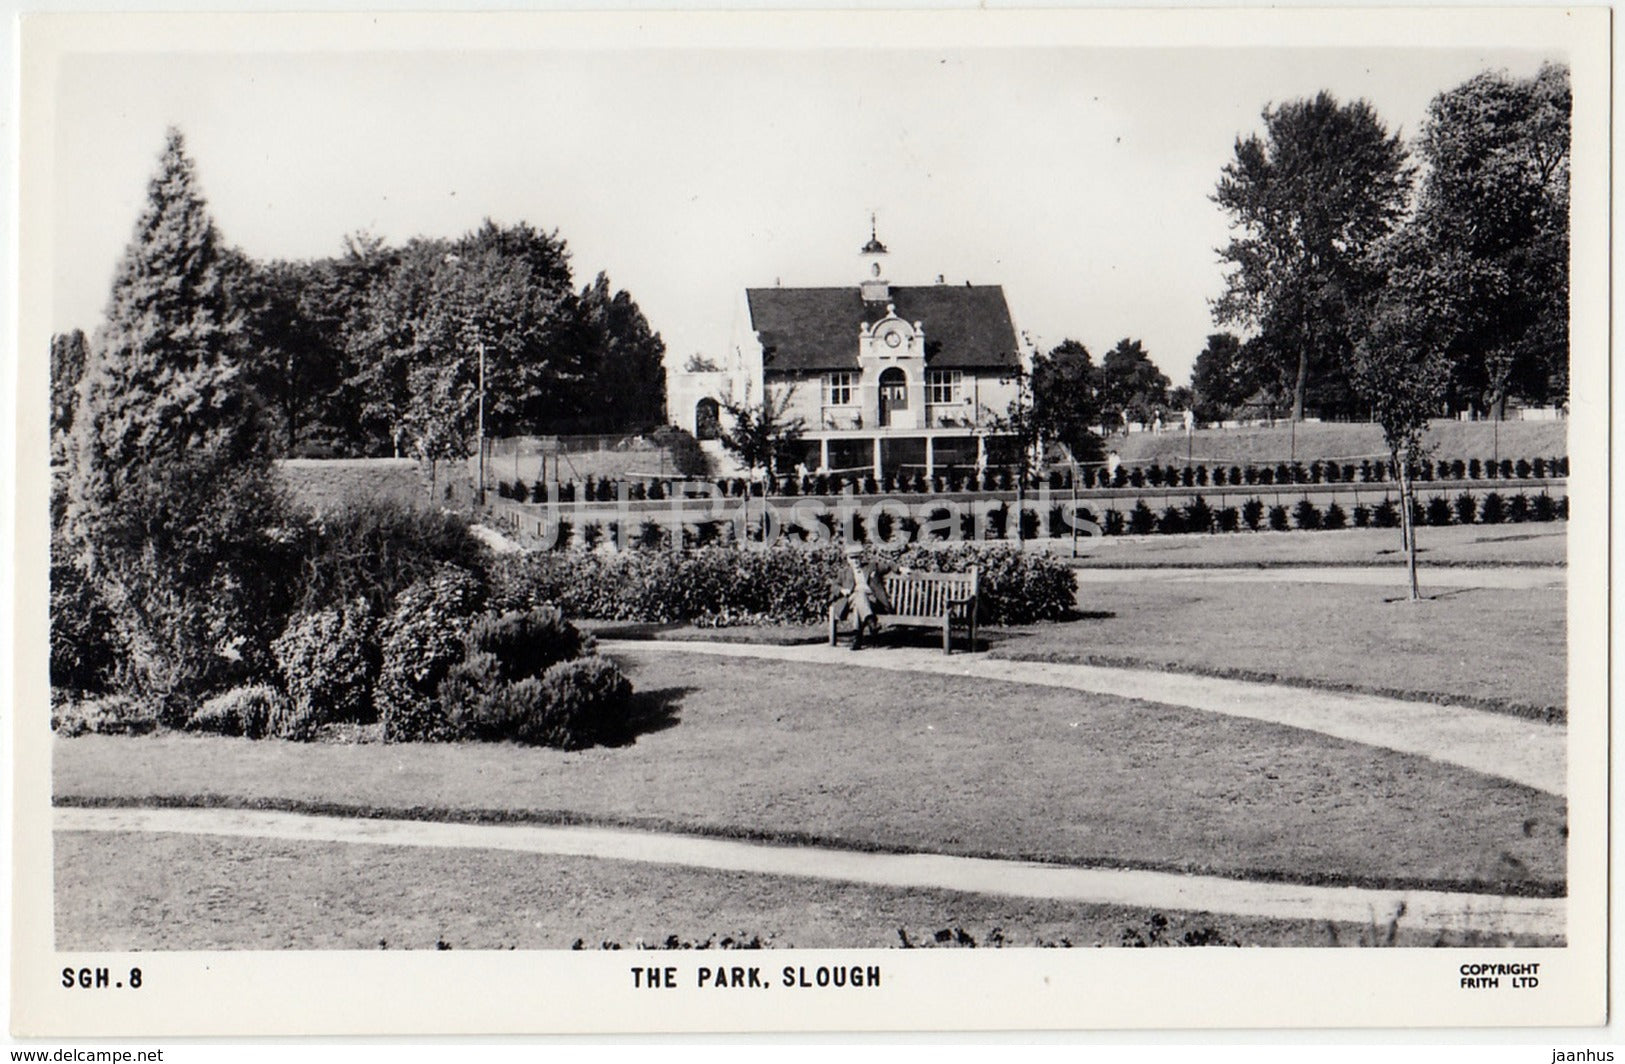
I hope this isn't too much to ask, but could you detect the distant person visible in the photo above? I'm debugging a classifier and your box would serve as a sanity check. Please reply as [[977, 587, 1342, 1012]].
[[1183, 409, 1195, 433], [1107, 450, 1121, 481]]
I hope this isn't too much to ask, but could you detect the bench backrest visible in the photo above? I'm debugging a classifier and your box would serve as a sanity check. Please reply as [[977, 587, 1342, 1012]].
[[883, 569, 978, 618]]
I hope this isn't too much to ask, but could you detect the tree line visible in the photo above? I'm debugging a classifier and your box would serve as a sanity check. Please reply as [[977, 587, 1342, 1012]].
[[1022, 62, 1570, 466], [51, 135, 668, 466]]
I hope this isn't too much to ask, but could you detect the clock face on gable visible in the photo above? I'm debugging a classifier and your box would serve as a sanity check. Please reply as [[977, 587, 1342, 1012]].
[[884, 330, 902, 349]]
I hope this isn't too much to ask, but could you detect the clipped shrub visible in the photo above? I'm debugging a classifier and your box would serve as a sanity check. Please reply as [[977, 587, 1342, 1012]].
[[1532, 492, 1556, 521], [1216, 506, 1240, 533], [376, 566, 487, 743], [1425, 495, 1453, 527], [1241, 498, 1264, 531], [1128, 501, 1157, 535], [469, 605, 591, 682], [188, 684, 282, 739], [1352, 504, 1371, 528], [1479, 492, 1506, 525], [1267, 504, 1289, 532], [1229, 466, 1243, 486], [521, 655, 635, 749], [1292, 499, 1321, 531], [1372, 498, 1399, 528], [1156, 505, 1186, 535], [1257, 467, 1274, 486], [1147, 465, 1165, 487], [1469, 458, 1483, 480], [1557, 496, 1569, 519], [1532, 457, 1547, 479], [1185, 496, 1215, 534], [1450, 459, 1466, 481], [272, 602, 379, 738], [1322, 502, 1348, 530], [1103, 510, 1126, 536], [1484, 457, 1500, 479], [1507, 493, 1531, 523], [1515, 459, 1532, 480], [1499, 459, 1514, 479], [1453, 493, 1477, 526]]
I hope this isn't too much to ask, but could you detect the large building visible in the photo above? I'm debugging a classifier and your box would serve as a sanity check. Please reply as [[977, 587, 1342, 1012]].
[[668, 225, 1029, 481]]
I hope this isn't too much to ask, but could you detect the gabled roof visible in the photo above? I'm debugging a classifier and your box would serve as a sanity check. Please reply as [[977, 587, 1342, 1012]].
[[745, 285, 1021, 373]]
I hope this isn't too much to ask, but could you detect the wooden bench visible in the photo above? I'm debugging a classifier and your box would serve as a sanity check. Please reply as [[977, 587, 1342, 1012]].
[[828, 568, 980, 655]]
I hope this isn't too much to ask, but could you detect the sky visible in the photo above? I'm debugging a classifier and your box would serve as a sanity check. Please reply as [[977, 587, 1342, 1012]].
[[47, 34, 1563, 386]]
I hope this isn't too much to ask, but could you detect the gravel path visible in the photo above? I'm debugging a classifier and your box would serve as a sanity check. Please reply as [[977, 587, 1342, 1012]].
[[55, 807, 1564, 939], [602, 639, 1566, 797]]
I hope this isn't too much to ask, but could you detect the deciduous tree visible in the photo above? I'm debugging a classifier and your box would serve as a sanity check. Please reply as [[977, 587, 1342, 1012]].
[[1213, 92, 1411, 421]]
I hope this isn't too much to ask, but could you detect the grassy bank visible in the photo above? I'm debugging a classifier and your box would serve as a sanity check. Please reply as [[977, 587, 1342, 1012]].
[[1113, 419, 1567, 467], [54, 831, 1553, 950], [55, 650, 1565, 897]]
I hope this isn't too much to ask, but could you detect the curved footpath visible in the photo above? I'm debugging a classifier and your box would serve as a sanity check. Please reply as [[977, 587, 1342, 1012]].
[[601, 639, 1566, 797], [1069, 565, 1564, 589], [56, 806, 1564, 940]]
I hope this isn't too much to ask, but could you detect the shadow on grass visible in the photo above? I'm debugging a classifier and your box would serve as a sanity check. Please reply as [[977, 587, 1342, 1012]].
[[597, 685, 691, 747]]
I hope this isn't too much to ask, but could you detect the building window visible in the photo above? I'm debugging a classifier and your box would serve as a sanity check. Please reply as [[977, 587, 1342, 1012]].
[[823, 371, 856, 406], [928, 369, 962, 405]]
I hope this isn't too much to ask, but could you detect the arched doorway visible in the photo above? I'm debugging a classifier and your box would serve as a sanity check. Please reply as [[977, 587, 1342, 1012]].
[[695, 398, 720, 441], [878, 367, 908, 428]]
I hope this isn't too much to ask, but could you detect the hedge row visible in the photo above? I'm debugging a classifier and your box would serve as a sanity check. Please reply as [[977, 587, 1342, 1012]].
[[527, 487, 1566, 551], [495, 454, 1568, 502], [489, 544, 1077, 627], [1115, 491, 1568, 536]]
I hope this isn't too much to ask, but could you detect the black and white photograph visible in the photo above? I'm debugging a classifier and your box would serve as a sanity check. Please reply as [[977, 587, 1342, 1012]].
[[8, 6, 1610, 1038]]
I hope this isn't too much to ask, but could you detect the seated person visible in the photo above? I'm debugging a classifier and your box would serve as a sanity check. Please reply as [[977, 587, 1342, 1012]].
[[829, 543, 894, 650]]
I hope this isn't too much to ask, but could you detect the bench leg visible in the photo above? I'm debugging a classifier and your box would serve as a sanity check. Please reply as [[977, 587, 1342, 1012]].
[[942, 616, 952, 655], [828, 606, 838, 647]]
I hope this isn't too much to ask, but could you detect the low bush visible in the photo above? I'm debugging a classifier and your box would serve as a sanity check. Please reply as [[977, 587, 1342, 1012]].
[[1103, 510, 1126, 536], [524, 656, 635, 749], [188, 684, 282, 739], [1479, 492, 1506, 524], [1292, 499, 1321, 531], [272, 603, 380, 738], [1241, 499, 1264, 531], [1128, 501, 1157, 535], [1532, 492, 1556, 521], [1352, 504, 1370, 528], [52, 694, 157, 738], [1267, 504, 1289, 532], [1156, 506, 1186, 535], [296, 499, 487, 617], [1216, 506, 1240, 533], [1185, 496, 1215, 534], [1372, 498, 1399, 529], [1506, 493, 1531, 523], [1453, 493, 1477, 526], [1322, 502, 1348, 530]]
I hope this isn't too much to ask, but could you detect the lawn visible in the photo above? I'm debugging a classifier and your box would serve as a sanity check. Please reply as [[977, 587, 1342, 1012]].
[[1064, 524, 1566, 569], [587, 568, 1566, 717], [1112, 419, 1568, 467], [55, 651, 1565, 897], [990, 579, 1566, 718], [54, 831, 1553, 950]]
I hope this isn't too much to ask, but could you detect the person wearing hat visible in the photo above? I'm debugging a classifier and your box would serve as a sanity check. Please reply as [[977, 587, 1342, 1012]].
[[830, 543, 894, 650]]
